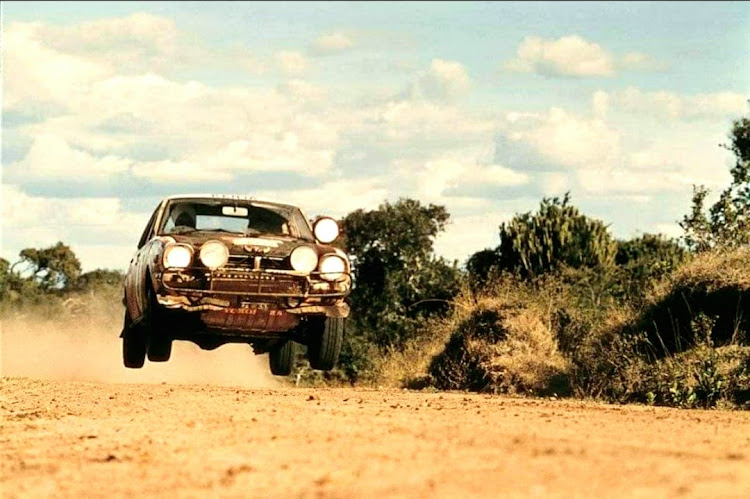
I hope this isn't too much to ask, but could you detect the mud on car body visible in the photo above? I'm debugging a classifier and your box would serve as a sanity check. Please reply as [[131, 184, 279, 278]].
[[121, 195, 351, 375]]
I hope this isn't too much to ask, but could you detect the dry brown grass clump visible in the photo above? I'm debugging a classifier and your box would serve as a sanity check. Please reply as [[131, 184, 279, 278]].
[[630, 248, 750, 356], [669, 248, 750, 292], [426, 295, 570, 396]]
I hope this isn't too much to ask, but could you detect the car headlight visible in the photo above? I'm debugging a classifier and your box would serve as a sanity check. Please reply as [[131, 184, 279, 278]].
[[318, 254, 347, 281], [163, 244, 193, 268], [290, 246, 318, 273], [199, 240, 229, 270], [313, 217, 339, 244]]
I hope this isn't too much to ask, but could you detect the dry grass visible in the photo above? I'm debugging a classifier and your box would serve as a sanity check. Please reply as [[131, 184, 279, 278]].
[[669, 248, 750, 292], [626, 248, 750, 357], [373, 249, 750, 409], [477, 305, 569, 394], [424, 290, 570, 395]]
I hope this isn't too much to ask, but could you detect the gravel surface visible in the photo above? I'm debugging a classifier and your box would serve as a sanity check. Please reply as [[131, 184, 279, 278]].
[[2, 377, 749, 498]]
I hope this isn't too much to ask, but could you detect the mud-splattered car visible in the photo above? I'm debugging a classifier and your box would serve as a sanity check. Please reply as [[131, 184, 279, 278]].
[[121, 195, 351, 375]]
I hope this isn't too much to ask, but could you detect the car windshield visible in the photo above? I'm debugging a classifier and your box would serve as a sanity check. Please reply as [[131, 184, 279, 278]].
[[157, 199, 314, 240]]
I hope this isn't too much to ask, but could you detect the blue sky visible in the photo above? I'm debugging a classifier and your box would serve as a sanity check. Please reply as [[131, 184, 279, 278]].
[[2, 1, 748, 271]]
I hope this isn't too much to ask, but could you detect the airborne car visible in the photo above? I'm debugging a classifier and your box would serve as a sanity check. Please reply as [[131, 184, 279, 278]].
[[121, 195, 351, 375]]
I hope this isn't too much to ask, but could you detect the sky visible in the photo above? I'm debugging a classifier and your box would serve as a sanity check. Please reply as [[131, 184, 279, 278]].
[[1, 1, 749, 272]]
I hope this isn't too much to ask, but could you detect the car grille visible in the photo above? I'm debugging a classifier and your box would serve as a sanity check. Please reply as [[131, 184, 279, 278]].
[[227, 255, 289, 271], [209, 268, 305, 295]]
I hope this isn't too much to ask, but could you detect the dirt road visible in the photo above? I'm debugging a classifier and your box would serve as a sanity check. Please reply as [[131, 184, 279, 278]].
[[2, 377, 749, 498]]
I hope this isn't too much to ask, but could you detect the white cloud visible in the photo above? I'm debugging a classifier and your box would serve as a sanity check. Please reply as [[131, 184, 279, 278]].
[[504, 35, 615, 77], [538, 172, 570, 196], [276, 79, 327, 103], [206, 134, 336, 176], [2, 23, 111, 112], [414, 59, 471, 101], [502, 107, 621, 169], [254, 178, 389, 217], [310, 32, 355, 55], [276, 51, 309, 76], [619, 52, 664, 72], [12, 134, 131, 179], [43, 12, 179, 68], [1, 184, 140, 229], [415, 159, 527, 201], [592, 91, 610, 119], [576, 167, 687, 195], [608, 87, 748, 121], [368, 99, 495, 146], [14, 68, 340, 178], [496, 99, 736, 198], [131, 160, 232, 183]]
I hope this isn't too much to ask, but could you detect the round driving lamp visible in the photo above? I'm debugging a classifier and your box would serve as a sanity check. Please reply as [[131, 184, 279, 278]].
[[313, 217, 340, 244], [290, 246, 319, 273], [199, 240, 229, 270], [163, 244, 193, 268], [318, 254, 347, 281]]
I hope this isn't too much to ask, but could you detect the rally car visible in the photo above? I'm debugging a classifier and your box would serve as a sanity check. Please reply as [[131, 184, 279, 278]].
[[121, 195, 351, 375]]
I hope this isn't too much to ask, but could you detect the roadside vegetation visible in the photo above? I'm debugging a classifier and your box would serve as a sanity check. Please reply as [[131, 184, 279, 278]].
[[2, 113, 748, 409]]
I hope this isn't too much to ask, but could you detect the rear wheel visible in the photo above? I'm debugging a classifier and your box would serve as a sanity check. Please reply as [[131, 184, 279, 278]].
[[147, 337, 172, 362], [269, 340, 298, 376], [307, 317, 344, 371]]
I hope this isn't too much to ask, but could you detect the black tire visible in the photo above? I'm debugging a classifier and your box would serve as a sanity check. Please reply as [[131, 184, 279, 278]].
[[269, 340, 298, 376], [123, 332, 147, 369], [308, 317, 344, 371], [147, 337, 172, 362], [144, 285, 172, 362]]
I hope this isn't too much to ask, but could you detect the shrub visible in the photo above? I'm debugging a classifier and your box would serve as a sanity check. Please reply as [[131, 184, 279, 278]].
[[428, 297, 570, 396], [624, 249, 750, 357]]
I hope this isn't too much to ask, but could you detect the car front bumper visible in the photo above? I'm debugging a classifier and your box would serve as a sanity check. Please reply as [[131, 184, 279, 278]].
[[155, 266, 351, 319]]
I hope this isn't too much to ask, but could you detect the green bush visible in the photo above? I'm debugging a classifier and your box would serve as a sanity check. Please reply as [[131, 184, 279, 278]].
[[467, 194, 617, 284], [337, 198, 463, 381]]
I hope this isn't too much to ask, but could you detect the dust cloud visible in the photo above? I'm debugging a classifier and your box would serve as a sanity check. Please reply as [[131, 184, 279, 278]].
[[0, 315, 280, 388]]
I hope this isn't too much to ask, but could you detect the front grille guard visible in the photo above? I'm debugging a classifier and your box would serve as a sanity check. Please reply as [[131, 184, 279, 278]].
[[162, 267, 351, 299]]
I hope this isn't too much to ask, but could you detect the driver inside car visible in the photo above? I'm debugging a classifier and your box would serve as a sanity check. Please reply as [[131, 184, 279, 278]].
[[169, 204, 197, 232], [247, 208, 286, 235]]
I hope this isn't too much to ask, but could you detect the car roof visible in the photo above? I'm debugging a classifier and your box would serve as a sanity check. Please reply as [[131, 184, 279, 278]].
[[162, 194, 301, 210]]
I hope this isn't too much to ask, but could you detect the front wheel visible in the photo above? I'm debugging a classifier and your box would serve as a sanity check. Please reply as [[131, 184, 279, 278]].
[[269, 340, 298, 376], [123, 332, 147, 368], [144, 286, 172, 362], [307, 317, 344, 371]]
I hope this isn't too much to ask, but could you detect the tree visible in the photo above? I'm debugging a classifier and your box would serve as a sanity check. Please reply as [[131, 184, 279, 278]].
[[466, 248, 502, 290], [12, 242, 82, 291], [615, 234, 687, 281], [74, 269, 125, 300], [469, 194, 617, 283], [0, 258, 10, 300], [342, 198, 462, 351], [681, 113, 750, 251], [75, 269, 124, 291]]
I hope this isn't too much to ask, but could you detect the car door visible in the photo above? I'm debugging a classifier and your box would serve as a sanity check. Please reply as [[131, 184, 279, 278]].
[[125, 202, 163, 324]]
